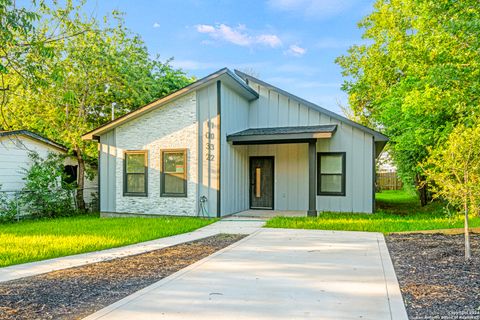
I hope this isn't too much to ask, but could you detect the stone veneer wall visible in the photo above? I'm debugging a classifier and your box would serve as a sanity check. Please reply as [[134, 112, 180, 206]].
[[114, 92, 198, 216]]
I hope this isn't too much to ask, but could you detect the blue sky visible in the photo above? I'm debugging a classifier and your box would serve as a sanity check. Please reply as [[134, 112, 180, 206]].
[[89, 0, 375, 115]]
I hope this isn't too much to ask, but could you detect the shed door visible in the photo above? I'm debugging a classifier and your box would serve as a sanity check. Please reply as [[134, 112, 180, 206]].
[[250, 157, 274, 209]]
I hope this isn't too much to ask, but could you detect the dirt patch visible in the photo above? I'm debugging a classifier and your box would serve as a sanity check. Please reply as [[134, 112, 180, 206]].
[[0, 234, 245, 320], [386, 233, 480, 319]]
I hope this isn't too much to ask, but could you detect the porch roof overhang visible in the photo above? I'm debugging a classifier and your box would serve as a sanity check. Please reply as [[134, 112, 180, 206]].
[[227, 125, 337, 145]]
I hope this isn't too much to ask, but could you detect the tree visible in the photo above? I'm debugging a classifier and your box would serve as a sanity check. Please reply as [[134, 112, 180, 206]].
[[5, 4, 193, 210], [424, 124, 480, 260], [336, 0, 480, 205], [0, 0, 86, 129]]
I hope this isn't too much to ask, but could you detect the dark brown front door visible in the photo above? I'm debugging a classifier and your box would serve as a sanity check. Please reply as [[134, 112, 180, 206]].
[[250, 157, 274, 209]]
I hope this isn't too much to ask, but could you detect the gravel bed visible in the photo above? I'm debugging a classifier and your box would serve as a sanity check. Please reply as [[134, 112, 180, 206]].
[[0, 234, 245, 320], [386, 233, 480, 320]]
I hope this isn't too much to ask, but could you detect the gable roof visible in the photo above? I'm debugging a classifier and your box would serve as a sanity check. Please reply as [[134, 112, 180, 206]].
[[234, 70, 389, 142], [82, 67, 388, 144], [0, 130, 68, 152], [82, 68, 259, 140]]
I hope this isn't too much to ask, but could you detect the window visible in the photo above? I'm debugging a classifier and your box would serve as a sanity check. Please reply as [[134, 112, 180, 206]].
[[124, 151, 148, 196], [161, 149, 187, 197], [63, 165, 78, 184], [317, 152, 346, 196]]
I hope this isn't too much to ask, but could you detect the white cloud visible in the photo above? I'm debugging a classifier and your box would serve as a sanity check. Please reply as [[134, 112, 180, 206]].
[[267, 0, 357, 19], [194, 23, 282, 48], [256, 34, 282, 48], [285, 44, 306, 57], [153, 22, 160, 28], [196, 24, 216, 33]]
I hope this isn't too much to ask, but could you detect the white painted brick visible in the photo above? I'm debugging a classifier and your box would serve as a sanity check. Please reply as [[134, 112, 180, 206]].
[[114, 92, 198, 216]]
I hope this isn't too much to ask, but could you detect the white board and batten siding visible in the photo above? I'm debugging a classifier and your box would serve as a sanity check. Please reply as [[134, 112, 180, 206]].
[[219, 84, 250, 215], [240, 79, 374, 214], [197, 83, 222, 217], [99, 129, 117, 212]]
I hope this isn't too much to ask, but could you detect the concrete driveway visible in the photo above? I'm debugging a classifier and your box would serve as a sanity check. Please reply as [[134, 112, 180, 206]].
[[85, 228, 408, 320]]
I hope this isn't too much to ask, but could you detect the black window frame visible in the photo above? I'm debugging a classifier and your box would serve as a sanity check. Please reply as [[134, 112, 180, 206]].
[[160, 149, 188, 198], [123, 150, 148, 197], [317, 152, 346, 196]]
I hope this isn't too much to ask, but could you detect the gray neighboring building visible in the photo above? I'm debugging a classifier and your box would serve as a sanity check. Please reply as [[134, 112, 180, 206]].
[[82, 68, 388, 217]]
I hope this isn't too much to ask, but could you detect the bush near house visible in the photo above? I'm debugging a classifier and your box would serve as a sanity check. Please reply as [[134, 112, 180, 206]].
[[0, 214, 216, 267], [0, 152, 78, 222], [265, 190, 480, 233]]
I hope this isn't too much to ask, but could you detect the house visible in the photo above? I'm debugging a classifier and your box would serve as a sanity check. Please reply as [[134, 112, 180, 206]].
[[82, 68, 388, 217], [0, 130, 97, 208]]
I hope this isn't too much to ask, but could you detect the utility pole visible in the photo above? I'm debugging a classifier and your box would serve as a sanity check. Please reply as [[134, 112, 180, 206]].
[[111, 102, 116, 121]]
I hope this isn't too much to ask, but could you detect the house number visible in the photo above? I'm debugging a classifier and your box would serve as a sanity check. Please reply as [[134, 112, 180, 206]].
[[205, 121, 216, 161], [206, 143, 215, 150]]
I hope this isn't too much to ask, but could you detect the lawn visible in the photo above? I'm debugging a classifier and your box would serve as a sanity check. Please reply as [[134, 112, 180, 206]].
[[265, 189, 480, 233], [0, 214, 216, 267]]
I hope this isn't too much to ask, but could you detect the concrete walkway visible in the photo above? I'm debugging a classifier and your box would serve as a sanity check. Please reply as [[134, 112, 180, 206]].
[[0, 218, 265, 283], [85, 228, 408, 320]]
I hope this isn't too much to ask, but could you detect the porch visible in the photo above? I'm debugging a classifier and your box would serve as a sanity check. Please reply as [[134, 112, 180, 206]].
[[226, 124, 338, 217]]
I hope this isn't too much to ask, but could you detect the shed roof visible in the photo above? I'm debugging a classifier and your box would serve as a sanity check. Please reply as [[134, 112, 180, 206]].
[[227, 125, 337, 145], [0, 130, 68, 152]]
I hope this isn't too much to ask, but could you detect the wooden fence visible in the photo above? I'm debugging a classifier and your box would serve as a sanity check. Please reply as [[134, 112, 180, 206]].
[[377, 171, 403, 191]]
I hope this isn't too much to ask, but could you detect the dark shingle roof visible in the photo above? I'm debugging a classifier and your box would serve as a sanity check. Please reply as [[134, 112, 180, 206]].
[[228, 125, 337, 137], [227, 125, 337, 145]]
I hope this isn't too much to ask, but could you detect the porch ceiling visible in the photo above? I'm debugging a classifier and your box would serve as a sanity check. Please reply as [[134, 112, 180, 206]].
[[227, 124, 337, 145]]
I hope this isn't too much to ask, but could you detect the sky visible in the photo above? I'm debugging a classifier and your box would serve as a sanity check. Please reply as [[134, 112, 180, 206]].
[[86, 0, 375, 115]]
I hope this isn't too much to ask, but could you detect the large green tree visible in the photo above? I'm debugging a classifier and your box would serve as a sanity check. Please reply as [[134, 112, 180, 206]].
[[5, 2, 193, 209], [0, 0, 82, 128], [336, 0, 480, 205]]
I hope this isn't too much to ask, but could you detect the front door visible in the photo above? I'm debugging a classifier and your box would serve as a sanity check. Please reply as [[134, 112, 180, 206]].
[[250, 157, 274, 209]]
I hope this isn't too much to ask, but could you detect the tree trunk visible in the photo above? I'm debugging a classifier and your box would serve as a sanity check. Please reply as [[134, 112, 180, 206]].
[[415, 174, 429, 206], [75, 148, 86, 211], [464, 198, 471, 261]]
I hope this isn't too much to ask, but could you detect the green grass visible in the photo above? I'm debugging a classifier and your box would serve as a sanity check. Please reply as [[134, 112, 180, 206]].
[[0, 214, 216, 267], [266, 189, 480, 234]]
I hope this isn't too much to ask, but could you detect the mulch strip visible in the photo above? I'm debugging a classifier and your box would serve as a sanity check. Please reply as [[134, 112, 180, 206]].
[[386, 233, 480, 320], [0, 234, 245, 320]]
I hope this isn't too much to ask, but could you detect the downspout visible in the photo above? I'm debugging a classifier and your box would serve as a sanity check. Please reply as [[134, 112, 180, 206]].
[[94, 136, 101, 213], [216, 80, 222, 218], [372, 136, 376, 213]]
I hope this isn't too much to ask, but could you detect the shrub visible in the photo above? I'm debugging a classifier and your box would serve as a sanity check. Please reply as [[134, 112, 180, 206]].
[[20, 152, 77, 218], [0, 188, 17, 222]]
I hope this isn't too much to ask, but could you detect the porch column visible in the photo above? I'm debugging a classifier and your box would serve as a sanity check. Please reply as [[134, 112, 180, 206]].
[[307, 140, 317, 217]]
